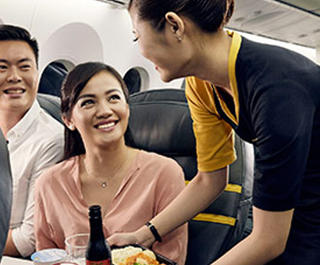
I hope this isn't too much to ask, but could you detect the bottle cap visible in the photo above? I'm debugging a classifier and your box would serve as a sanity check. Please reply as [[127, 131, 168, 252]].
[[89, 205, 102, 217]]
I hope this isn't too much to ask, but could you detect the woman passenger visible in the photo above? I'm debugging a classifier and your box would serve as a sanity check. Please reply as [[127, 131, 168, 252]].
[[34, 62, 187, 265], [108, 1, 320, 264]]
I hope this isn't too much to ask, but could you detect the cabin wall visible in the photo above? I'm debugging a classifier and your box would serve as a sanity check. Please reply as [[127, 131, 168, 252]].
[[0, 0, 184, 90], [0, 0, 317, 92]]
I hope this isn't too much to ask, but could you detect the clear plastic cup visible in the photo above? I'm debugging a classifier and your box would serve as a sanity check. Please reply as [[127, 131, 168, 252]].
[[64, 233, 89, 265]]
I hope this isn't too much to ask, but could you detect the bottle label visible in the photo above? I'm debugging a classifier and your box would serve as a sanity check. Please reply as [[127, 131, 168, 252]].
[[86, 259, 111, 265]]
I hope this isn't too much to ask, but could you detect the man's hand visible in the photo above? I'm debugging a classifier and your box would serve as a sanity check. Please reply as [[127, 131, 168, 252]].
[[3, 229, 20, 257]]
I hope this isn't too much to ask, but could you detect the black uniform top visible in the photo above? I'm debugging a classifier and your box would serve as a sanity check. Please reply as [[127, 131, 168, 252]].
[[186, 32, 320, 264]]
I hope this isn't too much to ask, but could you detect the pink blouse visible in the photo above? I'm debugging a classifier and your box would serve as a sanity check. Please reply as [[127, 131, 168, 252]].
[[34, 150, 187, 265]]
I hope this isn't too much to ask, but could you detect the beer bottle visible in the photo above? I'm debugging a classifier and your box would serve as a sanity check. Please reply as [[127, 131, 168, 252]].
[[86, 205, 112, 265]]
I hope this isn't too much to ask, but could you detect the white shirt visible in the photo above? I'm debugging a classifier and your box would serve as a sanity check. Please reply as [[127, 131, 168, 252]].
[[7, 100, 64, 257]]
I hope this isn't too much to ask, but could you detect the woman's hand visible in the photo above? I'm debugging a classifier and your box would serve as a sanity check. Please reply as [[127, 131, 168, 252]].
[[107, 232, 140, 247], [107, 225, 155, 248]]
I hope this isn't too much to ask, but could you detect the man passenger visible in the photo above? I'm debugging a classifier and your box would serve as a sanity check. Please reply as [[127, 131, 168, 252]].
[[0, 24, 64, 257]]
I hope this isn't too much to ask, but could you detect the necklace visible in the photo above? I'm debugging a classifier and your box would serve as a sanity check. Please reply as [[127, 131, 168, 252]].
[[82, 148, 132, 189]]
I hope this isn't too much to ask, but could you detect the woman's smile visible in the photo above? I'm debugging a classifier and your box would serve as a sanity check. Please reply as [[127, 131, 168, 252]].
[[94, 119, 119, 131]]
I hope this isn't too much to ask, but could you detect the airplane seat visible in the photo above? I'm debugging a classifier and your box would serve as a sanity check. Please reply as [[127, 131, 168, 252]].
[[37, 93, 63, 123], [126, 88, 254, 265], [123, 68, 141, 95], [0, 129, 12, 261], [38, 62, 68, 97]]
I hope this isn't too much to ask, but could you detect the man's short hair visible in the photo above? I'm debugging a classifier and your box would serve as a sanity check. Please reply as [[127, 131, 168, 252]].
[[0, 24, 39, 66]]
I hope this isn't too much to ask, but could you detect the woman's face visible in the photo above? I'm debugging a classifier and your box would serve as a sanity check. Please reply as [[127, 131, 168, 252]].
[[67, 70, 129, 150], [129, 8, 192, 82]]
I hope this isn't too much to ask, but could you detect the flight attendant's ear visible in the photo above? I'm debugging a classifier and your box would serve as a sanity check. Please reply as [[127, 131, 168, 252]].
[[165, 12, 185, 41], [223, 0, 234, 25]]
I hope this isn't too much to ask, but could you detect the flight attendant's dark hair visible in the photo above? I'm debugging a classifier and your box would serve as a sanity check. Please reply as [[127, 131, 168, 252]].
[[61, 62, 131, 160], [128, 0, 234, 32]]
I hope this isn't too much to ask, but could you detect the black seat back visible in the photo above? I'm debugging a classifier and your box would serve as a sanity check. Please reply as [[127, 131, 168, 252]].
[[127, 89, 254, 265], [0, 130, 12, 261], [38, 62, 68, 97]]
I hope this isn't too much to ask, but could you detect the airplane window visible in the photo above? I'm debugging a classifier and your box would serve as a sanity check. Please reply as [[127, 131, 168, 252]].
[[56, 59, 74, 72], [123, 67, 149, 94], [95, 0, 129, 8], [39, 61, 69, 97]]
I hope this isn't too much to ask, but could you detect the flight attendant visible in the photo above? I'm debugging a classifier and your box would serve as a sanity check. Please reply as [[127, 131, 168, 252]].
[[108, 1, 320, 264]]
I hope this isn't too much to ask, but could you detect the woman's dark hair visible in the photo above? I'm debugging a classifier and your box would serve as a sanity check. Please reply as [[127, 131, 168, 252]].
[[61, 62, 130, 160], [0, 24, 39, 67], [129, 0, 234, 33]]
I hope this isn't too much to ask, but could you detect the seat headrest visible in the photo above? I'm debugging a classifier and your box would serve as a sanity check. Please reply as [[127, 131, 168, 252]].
[[127, 89, 196, 157], [126, 89, 198, 180], [37, 93, 62, 123], [38, 62, 68, 97]]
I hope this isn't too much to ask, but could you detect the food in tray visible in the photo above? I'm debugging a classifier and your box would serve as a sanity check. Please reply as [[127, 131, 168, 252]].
[[112, 246, 166, 265]]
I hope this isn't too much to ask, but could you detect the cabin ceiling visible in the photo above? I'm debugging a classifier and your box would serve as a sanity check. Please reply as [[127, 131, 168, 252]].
[[97, 0, 320, 49], [228, 0, 320, 48]]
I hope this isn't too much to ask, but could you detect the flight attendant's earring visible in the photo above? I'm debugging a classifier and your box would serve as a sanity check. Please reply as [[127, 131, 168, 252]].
[[177, 36, 182, 41], [69, 125, 75, 130]]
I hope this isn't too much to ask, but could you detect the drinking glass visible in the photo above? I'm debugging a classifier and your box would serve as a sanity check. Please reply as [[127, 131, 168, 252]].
[[65, 233, 89, 265]]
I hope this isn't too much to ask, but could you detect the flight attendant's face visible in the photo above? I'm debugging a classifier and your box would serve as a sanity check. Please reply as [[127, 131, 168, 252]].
[[129, 8, 193, 83]]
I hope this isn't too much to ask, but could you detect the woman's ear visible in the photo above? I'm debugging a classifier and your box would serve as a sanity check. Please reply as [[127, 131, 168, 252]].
[[165, 12, 185, 41], [62, 115, 75, 131], [223, 0, 234, 25]]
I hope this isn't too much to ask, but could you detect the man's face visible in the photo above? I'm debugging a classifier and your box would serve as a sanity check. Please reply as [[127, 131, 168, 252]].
[[0, 40, 38, 116]]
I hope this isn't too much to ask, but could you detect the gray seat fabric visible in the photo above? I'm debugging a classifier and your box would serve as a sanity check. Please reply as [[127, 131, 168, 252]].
[[0, 130, 12, 261], [127, 89, 254, 265], [37, 93, 63, 123]]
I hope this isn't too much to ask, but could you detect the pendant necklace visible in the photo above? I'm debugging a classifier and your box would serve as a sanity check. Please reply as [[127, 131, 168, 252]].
[[83, 148, 130, 189]]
